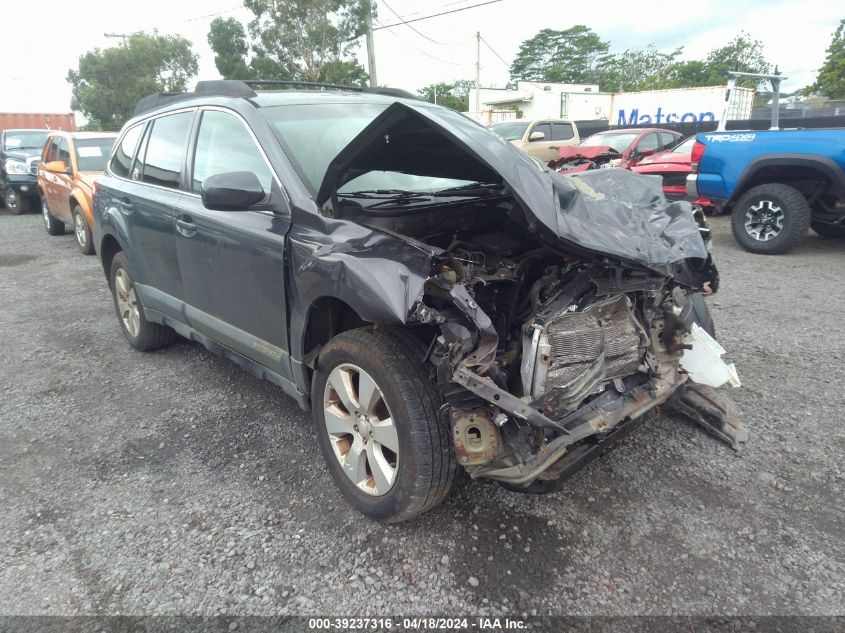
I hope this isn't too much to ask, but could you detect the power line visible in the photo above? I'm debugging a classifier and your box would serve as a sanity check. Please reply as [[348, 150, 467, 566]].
[[378, 25, 464, 66], [380, 0, 455, 46], [372, 0, 504, 31]]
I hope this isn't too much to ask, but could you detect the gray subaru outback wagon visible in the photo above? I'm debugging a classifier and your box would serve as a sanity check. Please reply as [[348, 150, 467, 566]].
[[93, 80, 743, 523]]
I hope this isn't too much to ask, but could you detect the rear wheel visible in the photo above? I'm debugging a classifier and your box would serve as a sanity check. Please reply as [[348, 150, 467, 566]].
[[811, 219, 845, 239], [312, 327, 457, 523], [42, 197, 65, 236], [72, 206, 94, 254], [4, 187, 30, 215], [109, 252, 176, 351], [731, 183, 811, 254]]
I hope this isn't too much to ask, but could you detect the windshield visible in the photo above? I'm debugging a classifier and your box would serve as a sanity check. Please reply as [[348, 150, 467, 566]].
[[4, 130, 49, 151], [261, 102, 389, 193], [340, 171, 475, 193], [75, 137, 116, 172], [671, 137, 696, 154], [489, 121, 529, 141], [580, 132, 639, 153]]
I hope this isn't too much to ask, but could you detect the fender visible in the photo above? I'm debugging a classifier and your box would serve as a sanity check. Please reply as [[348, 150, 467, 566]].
[[70, 185, 94, 227], [733, 154, 845, 202], [96, 196, 135, 277]]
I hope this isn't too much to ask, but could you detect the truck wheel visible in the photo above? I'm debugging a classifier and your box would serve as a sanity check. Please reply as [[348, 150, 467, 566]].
[[4, 187, 30, 215], [731, 183, 811, 254], [312, 327, 457, 523], [109, 252, 176, 351], [811, 220, 845, 239], [73, 206, 94, 255], [42, 197, 65, 236]]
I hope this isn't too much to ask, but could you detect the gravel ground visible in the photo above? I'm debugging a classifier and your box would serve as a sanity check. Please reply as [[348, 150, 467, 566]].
[[0, 211, 843, 617]]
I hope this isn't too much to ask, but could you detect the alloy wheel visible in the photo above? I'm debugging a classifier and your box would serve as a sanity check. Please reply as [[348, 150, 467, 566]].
[[114, 268, 141, 338], [744, 199, 785, 241], [323, 363, 399, 496], [5, 188, 18, 210], [75, 213, 87, 248]]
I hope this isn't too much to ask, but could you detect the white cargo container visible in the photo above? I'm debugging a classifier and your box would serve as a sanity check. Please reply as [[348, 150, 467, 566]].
[[610, 86, 754, 126]]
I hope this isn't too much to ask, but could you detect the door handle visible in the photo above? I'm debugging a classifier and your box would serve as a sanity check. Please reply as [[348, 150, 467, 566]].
[[118, 198, 133, 213], [176, 217, 197, 237]]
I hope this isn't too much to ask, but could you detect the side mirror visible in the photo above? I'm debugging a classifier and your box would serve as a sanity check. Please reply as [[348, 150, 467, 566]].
[[529, 131, 545, 142], [44, 160, 68, 174], [201, 171, 265, 211]]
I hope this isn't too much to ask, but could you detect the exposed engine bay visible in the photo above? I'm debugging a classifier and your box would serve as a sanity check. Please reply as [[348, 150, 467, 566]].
[[317, 102, 745, 491]]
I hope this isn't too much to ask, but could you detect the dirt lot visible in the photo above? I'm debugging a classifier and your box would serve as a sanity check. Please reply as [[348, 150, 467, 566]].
[[0, 211, 843, 617]]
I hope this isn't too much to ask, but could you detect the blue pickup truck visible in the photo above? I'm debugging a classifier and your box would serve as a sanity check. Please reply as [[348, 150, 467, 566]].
[[687, 129, 845, 253]]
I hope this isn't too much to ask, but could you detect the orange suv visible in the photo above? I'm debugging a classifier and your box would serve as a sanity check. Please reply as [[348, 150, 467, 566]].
[[38, 132, 117, 254]]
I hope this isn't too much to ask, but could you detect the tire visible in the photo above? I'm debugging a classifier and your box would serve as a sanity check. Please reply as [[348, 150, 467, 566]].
[[109, 252, 176, 351], [312, 326, 457, 523], [4, 186, 30, 215], [72, 206, 94, 255], [811, 219, 845, 239], [731, 183, 811, 254], [41, 196, 65, 236]]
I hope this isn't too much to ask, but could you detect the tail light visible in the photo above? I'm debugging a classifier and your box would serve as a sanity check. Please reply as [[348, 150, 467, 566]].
[[690, 141, 705, 172], [92, 180, 100, 198]]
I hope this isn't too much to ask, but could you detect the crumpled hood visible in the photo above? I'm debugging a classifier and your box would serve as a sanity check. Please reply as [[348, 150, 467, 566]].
[[317, 102, 708, 269], [555, 145, 619, 160]]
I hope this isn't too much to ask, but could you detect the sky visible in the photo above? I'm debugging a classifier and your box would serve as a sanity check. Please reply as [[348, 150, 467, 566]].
[[0, 0, 840, 123]]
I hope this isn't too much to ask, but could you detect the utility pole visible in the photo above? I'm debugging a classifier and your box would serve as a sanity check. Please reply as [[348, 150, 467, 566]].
[[364, 1, 378, 87], [475, 31, 481, 112]]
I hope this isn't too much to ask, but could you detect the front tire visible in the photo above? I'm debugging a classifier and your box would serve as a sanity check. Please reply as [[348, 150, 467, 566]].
[[42, 197, 65, 236], [312, 327, 457, 523], [731, 183, 811, 254], [72, 206, 94, 254], [109, 252, 176, 351], [4, 187, 30, 215]]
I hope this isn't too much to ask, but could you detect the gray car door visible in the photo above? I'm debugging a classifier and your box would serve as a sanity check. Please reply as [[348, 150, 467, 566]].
[[175, 108, 293, 378]]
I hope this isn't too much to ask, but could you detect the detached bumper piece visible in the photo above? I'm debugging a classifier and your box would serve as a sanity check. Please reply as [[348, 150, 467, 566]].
[[671, 383, 747, 451]]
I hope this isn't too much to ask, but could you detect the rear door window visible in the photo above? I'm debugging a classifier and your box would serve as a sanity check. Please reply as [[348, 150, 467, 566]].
[[191, 110, 273, 195], [637, 133, 659, 153], [550, 123, 574, 141], [110, 124, 145, 178], [139, 111, 193, 189]]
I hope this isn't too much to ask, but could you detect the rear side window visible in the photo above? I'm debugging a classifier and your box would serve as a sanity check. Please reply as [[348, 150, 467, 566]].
[[139, 112, 193, 189], [659, 132, 679, 149], [191, 110, 273, 195], [550, 123, 574, 141], [111, 124, 144, 178]]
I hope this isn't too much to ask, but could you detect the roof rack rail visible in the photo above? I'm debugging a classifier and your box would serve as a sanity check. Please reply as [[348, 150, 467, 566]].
[[133, 79, 419, 117]]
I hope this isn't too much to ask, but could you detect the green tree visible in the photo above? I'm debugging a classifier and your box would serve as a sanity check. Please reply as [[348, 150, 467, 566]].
[[208, 17, 255, 79], [208, 0, 372, 86], [417, 80, 474, 111], [810, 19, 845, 98], [599, 46, 683, 92], [703, 32, 770, 86], [67, 33, 198, 130], [510, 26, 610, 84]]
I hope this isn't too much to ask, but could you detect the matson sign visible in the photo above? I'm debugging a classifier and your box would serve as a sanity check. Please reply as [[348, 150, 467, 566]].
[[610, 86, 753, 126]]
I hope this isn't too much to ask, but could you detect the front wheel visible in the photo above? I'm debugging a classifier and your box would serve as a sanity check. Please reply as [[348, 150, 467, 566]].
[[731, 183, 811, 254], [72, 206, 94, 255], [312, 327, 457, 523], [4, 187, 30, 215]]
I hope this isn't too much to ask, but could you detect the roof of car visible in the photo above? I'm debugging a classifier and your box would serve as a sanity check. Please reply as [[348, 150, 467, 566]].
[[2, 128, 51, 134], [48, 131, 119, 140], [131, 80, 424, 120]]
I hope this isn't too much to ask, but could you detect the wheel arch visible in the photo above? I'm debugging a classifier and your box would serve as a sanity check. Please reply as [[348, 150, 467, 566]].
[[99, 233, 124, 285], [730, 155, 845, 209], [69, 188, 94, 226]]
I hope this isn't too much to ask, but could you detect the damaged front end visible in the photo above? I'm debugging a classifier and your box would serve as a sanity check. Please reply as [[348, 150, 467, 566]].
[[317, 102, 744, 491]]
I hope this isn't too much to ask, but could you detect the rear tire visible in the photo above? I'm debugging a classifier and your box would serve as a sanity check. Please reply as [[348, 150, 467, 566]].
[[731, 183, 810, 254], [312, 326, 457, 523], [72, 206, 94, 255], [42, 197, 65, 236], [811, 219, 845, 239], [109, 252, 176, 351]]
